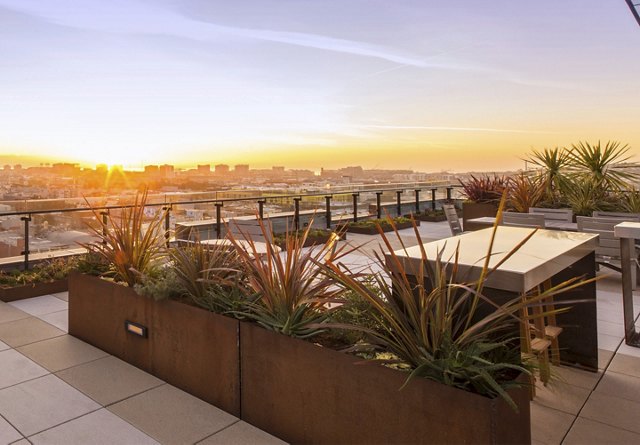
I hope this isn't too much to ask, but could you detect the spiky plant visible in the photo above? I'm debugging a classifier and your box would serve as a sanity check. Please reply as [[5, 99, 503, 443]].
[[525, 147, 572, 204], [322, 196, 595, 410], [459, 175, 507, 204], [567, 141, 639, 191], [82, 190, 166, 287], [169, 241, 250, 314], [229, 220, 352, 339], [507, 173, 545, 213]]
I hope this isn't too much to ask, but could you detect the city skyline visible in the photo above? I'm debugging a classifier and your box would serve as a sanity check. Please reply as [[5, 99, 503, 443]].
[[1, 1, 639, 172]]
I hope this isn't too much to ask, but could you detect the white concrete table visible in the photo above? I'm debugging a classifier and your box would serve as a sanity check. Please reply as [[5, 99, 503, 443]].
[[388, 226, 599, 369], [613, 222, 640, 347]]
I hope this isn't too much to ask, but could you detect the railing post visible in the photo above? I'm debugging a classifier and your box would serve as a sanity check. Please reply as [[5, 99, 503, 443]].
[[258, 199, 266, 220], [376, 192, 383, 219], [215, 202, 223, 239], [431, 188, 437, 210], [325, 195, 332, 229], [414, 189, 421, 213], [294, 197, 301, 231], [20, 215, 31, 271], [100, 211, 108, 245], [446, 186, 453, 202], [352, 193, 359, 223], [163, 205, 171, 247], [396, 190, 403, 217]]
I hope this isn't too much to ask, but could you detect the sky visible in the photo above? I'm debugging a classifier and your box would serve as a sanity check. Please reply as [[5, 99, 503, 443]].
[[0, 0, 639, 172]]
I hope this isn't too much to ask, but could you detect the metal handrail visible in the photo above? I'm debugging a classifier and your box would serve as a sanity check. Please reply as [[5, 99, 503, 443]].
[[0, 184, 462, 271]]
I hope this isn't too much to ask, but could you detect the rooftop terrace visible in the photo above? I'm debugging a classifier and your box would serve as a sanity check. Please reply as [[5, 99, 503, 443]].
[[1, 221, 640, 444]]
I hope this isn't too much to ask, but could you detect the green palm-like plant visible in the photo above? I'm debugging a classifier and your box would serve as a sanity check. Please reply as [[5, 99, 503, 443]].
[[82, 190, 166, 287], [229, 220, 352, 339], [525, 147, 572, 204], [323, 197, 595, 410], [567, 141, 639, 191], [619, 188, 640, 213]]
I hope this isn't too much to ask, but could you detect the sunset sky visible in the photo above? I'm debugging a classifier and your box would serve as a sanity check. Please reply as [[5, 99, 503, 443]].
[[0, 0, 639, 172]]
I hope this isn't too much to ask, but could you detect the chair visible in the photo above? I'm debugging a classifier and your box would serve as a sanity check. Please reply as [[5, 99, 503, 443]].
[[502, 212, 546, 229], [577, 216, 639, 287], [520, 290, 552, 397], [529, 207, 573, 222], [443, 204, 463, 235]]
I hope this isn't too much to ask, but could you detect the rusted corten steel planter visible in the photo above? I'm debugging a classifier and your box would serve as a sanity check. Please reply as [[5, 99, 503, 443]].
[[0, 279, 67, 303], [462, 202, 499, 232], [345, 220, 416, 235], [68, 273, 240, 416], [240, 322, 531, 445]]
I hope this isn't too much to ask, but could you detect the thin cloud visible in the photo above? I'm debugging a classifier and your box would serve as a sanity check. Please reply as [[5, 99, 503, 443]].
[[0, 0, 476, 70], [362, 125, 558, 135]]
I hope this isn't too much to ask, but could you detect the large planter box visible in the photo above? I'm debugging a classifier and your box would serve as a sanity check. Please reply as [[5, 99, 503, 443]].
[[0, 279, 68, 302], [275, 231, 346, 249], [240, 322, 530, 445], [345, 220, 416, 235], [68, 273, 240, 416], [462, 202, 498, 231]]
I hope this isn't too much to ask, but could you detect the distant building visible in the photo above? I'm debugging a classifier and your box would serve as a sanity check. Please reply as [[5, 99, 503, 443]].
[[144, 165, 159, 175], [159, 164, 175, 177], [215, 164, 230, 175], [234, 164, 249, 175], [197, 164, 211, 173]]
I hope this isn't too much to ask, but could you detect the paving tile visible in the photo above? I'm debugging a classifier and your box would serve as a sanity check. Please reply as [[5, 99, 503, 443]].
[[109, 384, 237, 444], [10, 439, 30, 445], [597, 332, 622, 352], [0, 349, 49, 390], [0, 374, 100, 437], [51, 291, 68, 302], [17, 335, 108, 373], [608, 353, 640, 379], [580, 391, 640, 434], [533, 378, 591, 415], [0, 415, 22, 445], [595, 370, 640, 403], [0, 340, 8, 352], [596, 319, 625, 337], [198, 421, 286, 445], [616, 341, 640, 359], [56, 356, 163, 406], [0, 317, 65, 348], [9, 296, 67, 317], [36, 310, 68, 333], [529, 402, 574, 445], [564, 417, 640, 444], [599, 348, 615, 370], [552, 365, 601, 391], [0, 303, 30, 325], [29, 408, 159, 445]]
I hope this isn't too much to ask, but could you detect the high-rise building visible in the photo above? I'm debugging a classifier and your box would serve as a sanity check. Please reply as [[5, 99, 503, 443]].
[[159, 164, 175, 177], [197, 164, 211, 173], [234, 164, 249, 175]]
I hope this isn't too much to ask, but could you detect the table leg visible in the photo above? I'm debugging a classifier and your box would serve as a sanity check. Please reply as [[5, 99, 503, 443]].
[[620, 237, 640, 347]]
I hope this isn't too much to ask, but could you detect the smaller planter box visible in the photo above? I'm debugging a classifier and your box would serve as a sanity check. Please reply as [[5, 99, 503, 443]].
[[410, 212, 447, 222], [462, 202, 498, 231], [240, 323, 530, 445], [0, 279, 68, 303], [274, 231, 346, 249], [344, 220, 416, 235]]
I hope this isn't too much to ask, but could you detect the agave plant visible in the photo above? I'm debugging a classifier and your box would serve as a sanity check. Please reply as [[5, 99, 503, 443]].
[[507, 173, 545, 213], [228, 220, 351, 339], [562, 177, 610, 216], [618, 188, 640, 213], [322, 197, 594, 410], [82, 189, 167, 287], [567, 141, 639, 191]]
